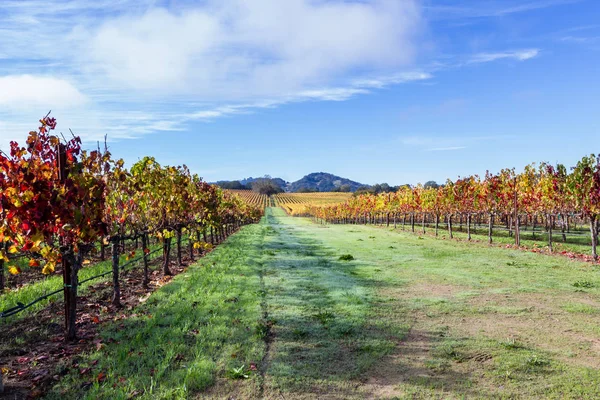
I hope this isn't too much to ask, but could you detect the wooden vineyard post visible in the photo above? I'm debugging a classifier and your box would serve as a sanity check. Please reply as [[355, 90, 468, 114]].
[[591, 216, 598, 261], [111, 239, 121, 307], [547, 214, 553, 252], [57, 144, 77, 341], [141, 234, 150, 288], [514, 177, 520, 246], [0, 242, 5, 292]]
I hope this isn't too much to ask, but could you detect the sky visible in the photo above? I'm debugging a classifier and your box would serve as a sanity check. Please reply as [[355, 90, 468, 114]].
[[0, 0, 598, 186]]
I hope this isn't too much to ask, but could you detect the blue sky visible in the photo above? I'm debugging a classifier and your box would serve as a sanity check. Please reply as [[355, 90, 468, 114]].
[[0, 0, 598, 185]]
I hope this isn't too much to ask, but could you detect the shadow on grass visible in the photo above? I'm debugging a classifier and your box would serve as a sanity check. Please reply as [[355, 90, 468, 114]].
[[258, 212, 486, 399]]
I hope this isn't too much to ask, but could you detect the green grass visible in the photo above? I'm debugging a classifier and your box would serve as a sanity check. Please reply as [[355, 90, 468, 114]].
[[46, 229, 266, 399], [39, 208, 600, 399]]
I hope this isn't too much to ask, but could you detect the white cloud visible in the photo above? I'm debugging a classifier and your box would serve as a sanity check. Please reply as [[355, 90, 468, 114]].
[[81, 0, 422, 100], [469, 49, 539, 64], [0, 0, 546, 147], [0, 0, 428, 144], [0, 75, 87, 108]]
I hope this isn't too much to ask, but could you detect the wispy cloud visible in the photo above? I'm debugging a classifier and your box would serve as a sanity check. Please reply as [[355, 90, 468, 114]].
[[425, 146, 466, 152], [469, 49, 540, 64], [426, 0, 582, 19], [398, 134, 512, 153], [560, 36, 600, 43]]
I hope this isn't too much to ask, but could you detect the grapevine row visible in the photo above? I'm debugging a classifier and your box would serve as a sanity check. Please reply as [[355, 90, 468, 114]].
[[304, 159, 600, 260], [0, 116, 264, 340]]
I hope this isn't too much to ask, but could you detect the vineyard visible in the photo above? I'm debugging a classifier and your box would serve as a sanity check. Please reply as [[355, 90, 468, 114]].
[[274, 192, 352, 215], [1, 118, 599, 399], [302, 160, 600, 261], [225, 190, 271, 209], [222, 191, 352, 215], [0, 117, 263, 396]]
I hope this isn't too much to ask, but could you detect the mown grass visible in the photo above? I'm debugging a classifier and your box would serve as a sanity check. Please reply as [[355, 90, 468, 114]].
[[259, 210, 406, 398], [39, 208, 600, 399], [46, 229, 265, 399]]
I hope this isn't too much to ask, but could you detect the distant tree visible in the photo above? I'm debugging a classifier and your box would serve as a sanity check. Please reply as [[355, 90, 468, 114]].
[[354, 185, 374, 196], [333, 184, 352, 192], [252, 177, 284, 196], [424, 181, 439, 189], [218, 180, 248, 190]]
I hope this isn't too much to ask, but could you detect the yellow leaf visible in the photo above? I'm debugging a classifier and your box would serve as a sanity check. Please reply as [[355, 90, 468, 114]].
[[83, 259, 91, 265], [42, 262, 56, 275], [21, 190, 34, 202], [8, 245, 18, 254], [8, 265, 21, 275], [30, 231, 44, 252], [40, 246, 51, 258], [0, 250, 8, 262]]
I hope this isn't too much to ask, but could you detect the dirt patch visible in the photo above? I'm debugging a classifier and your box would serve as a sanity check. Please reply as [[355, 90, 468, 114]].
[[405, 283, 467, 298], [362, 328, 435, 398], [393, 286, 600, 369], [360, 282, 600, 399], [380, 282, 468, 301], [435, 290, 600, 368]]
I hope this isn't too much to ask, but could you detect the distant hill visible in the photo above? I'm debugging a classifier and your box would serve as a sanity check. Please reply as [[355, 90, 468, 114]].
[[288, 172, 365, 192], [216, 177, 288, 191], [216, 173, 367, 192]]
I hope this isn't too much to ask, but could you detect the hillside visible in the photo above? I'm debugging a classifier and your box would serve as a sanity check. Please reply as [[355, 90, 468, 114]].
[[217, 172, 366, 192], [288, 172, 365, 192]]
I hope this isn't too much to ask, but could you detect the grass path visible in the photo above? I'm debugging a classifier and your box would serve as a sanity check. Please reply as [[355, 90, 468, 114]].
[[46, 208, 600, 399]]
